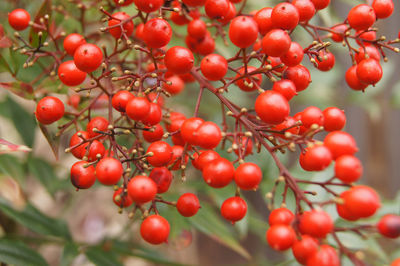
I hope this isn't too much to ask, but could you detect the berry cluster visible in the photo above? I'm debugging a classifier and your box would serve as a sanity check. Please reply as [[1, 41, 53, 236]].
[[6, 0, 400, 264]]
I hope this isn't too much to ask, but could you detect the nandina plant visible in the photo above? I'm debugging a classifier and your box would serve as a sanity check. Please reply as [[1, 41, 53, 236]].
[[0, 0, 400, 265]]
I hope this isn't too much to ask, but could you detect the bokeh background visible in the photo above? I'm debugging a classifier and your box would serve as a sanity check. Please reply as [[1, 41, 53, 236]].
[[0, 0, 400, 265]]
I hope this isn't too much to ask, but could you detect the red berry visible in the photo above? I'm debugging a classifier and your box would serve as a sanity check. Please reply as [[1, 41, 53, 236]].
[[126, 96, 151, 121], [254, 7, 273, 35], [229, 16, 259, 48], [348, 4, 376, 31], [377, 214, 400, 238], [63, 33, 86, 56], [299, 210, 333, 238], [266, 224, 296, 251], [142, 103, 162, 126], [281, 42, 304, 67], [143, 18, 172, 48], [355, 45, 381, 64], [181, 117, 204, 145], [140, 215, 170, 244], [322, 107, 346, 131], [283, 65, 312, 92], [262, 29, 292, 57], [166, 112, 186, 132], [292, 235, 319, 265], [146, 141, 173, 167], [8, 9, 30, 31], [187, 19, 207, 39], [86, 117, 109, 138], [315, 51, 335, 71], [192, 150, 220, 170], [221, 196, 247, 222], [69, 131, 89, 159], [311, 0, 330, 10], [345, 65, 368, 91], [163, 75, 185, 95], [372, 0, 394, 19], [324, 131, 358, 159], [217, 2, 236, 25], [127, 175, 158, 204], [95, 157, 123, 185], [272, 79, 297, 101], [113, 188, 133, 207], [74, 43, 103, 73], [86, 140, 106, 162], [234, 162, 262, 190], [255, 91, 290, 125], [330, 24, 348, 42], [108, 12, 134, 39], [149, 167, 173, 193], [36, 96, 65, 125], [301, 106, 324, 128], [168, 145, 188, 170], [194, 121, 222, 149], [356, 30, 377, 45], [307, 245, 340, 266], [112, 90, 134, 112], [205, 0, 229, 19], [341, 185, 380, 218], [70, 161, 96, 189], [336, 190, 360, 221], [292, 0, 316, 22], [356, 58, 383, 85], [269, 208, 295, 226], [233, 137, 254, 157], [134, 0, 164, 13], [271, 2, 299, 30], [182, 0, 206, 6], [334, 155, 363, 183], [392, 259, 400, 266], [301, 145, 332, 171], [272, 116, 300, 138], [58, 61, 87, 86], [235, 66, 262, 92], [165, 46, 194, 75], [200, 54, 228, 81], [177, 193, 201, 217], [202, 157, 234, 188], [143, 124, 164, 143]]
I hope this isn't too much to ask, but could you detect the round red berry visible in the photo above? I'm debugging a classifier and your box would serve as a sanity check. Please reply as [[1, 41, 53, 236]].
[[112, 91, 134, 112], [127, 175, 158, 204], [299, 209, 333, 238], [202, 157, 234, 188], [95, 157, 123, 185], [271, 2, 299, 30], [266, 224, 296, 251], [143, 18, 172, 48], [348, 4, 376, 31], [334, 155, 363, 183], [113, 188, 133, 207], [74, 43, 103, 73], [177, 193, 201, 217], [322, 107, 346, 131], [63, 33, 86, 56], [149, 167, 173, 193], [70, 161, 96, 189], [86, 117, 109, 138], [377, 214, 400, 238], [8, 9, 30, 31], [140, 215, 170, 244], [255, 91, 290, 125], [126, 96, 151, 121], [269, 208, 295, 226], [229, 16, 259, 48], [108, 12, 134, 39], [133, 0, 164, 13], [234, 162, 262, 190], [36, 96, 65, 125], [200, 54, 228, 81], [146, 141, 173, 167], [221, 196, 247, 222], [324, 131, 358, 159], [262, 29, 292, 57]]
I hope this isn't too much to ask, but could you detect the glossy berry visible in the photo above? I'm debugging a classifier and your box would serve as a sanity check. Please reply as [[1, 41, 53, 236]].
[[302, 145, 332, 171], [163, 75, 185, 95], [301, 106, 324, 128], [187, 19, 207, 39], [272, 79, 297, 101], [292, 235, 319, 265], [108, 12, 134, 39], [355, 45, 381, 64], [341, 185, 380, 218], [311, 0, 330, 10], [133, 0, 164, 13], [165, 46, 194, 75], [356, 58, 383, 85], [262, 29, 291, 57], [392, 259, 400, 266], [143, 18, 172, 48], [194, 121, 222, 149], [322, 107, 346, 131], [281, 42, 304, 67], [176, 193, 201, 217], [324, 131, 358, 159], [142, 103, 162, 126], [86, 140, 106, 162], [192, 150, 220, 170], [372, 0, 394, 19], [235, 66, 262, 92], [200, 54, 228, 81], [140, 215, 170, 244], [348, 4, 376, 31], [168, 145, 188, 170], [255, 91, 290, 125], [8, 9, 30, 31], [113, 188, 133, 207], [202, 158, 234, 188], [181, 117, 204, 145], [220, 196, 247, 222], [330, 24, 348, 43], [69, 131, 89, 159], [112, 90, 134, 112], [269, 208, 295, 226], [234, 137, 254, 157], [205, 0, 229, 19], [299, 209, 333, 238], [283, 65, 311, 92], [229, 16, 258, 48], [36, 96, 65, 125], [307, 245, 340, 266], [70, 161, 96, 189], [58, 61, 87, 86], [95, 157, 123, 185], [217, 2, 236, 25], [292, 0, 316, 22], [127, 175, 158, 204], [63, 33, 86, 56], [86, 117, 109, 138], [126, 97, 151, 121], [182, 0, 206, 6], [271, 2, 299, 30], [377, 214, 400, 238], [254, 7, 273, 35], [74, 43, 103, 73], [147, 141, 173, 167], [316, 51, 335, 71], [143, 124, 164, 143], [234, 162, 262, 190], [345, 65, 367, 91], [149, 167, 173, 193], [266, 224, 296, 251], [334, 155, 363, 183]]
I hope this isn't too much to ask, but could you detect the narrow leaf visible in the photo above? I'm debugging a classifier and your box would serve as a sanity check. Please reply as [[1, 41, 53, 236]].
[[0, 138, 31, 154], [85, 247, 123, 266], [0, 238, 48, 266], [0, 82, 34, 100], [60, 242, 79, 266], [38, 123, 60, 160], [29, 0, 52, 47]]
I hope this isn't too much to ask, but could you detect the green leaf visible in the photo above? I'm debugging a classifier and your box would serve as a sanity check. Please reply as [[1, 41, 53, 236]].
[[3, 96, 36, 147], [188, 202, 250, 259], [0, 238, 48, 266], [27, 157, 67, 195], [0, 198, 71, 240], [85, 246, 123, 266], [0, 54, 12, 73], [0, 82, 34, 100], [60, 242, 79, 266], [0, 154, 26, 182], [29, 0, 52, 47], [38, 122, 60, 160]]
